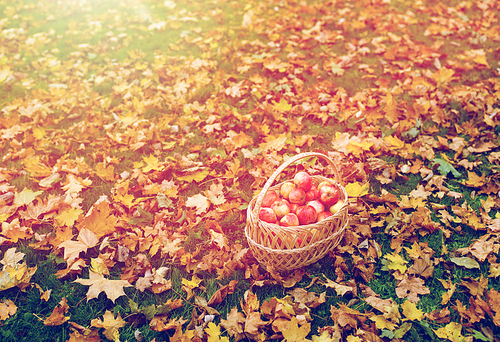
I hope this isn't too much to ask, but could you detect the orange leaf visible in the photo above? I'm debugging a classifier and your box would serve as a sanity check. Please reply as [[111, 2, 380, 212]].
[[44, 297, 70, 326], [0, 299, 17, 320], [76, 196, 117, 238]]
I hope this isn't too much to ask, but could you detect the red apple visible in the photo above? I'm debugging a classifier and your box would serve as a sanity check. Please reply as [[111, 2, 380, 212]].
[[317, 181, 332, 191], [262, 191, 280, 208], [259, 207, 277, 223], [317, 211, 332, 221], [293, 171, 312, 192], [296, 205, 318, 225], [280, 182, 296, 199], [289, 188, 306, 205], [271, 199, 291, 218], [329, 200, 344, 215], [319, 184, 340, 207], [305, 185, 320, 202], [306, 200, 325, 215], [289, 203, 299, 214], [280, 213, 299, 227]]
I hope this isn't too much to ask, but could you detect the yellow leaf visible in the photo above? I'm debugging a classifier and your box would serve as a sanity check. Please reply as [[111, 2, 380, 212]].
[[281, 316, 311, 342], [76, 197, 117, 238], [0, 248, 37, 291], [345, 182, 369, 197], [434, 322, 465, 342], [346, 140, 373, 156], [369, 314, 397, 331], [205, 322, 222, 342], [177, 169, 209, 182], [384, 252, 408, 273], [384, 135, 405, 149], [432, 67, 454, 87], [273, 98, 292, 112], [401, 300, 424, 321], [312, 331, 337, 342], [113, 193, 136, 207], [13, 188, 43, 207], [182, 274, 203, 289], [473, 54, 489, 67], [55, 207, 83, 227], [32, 127, 45, 140], [142, 155, 164, 173], [330, 62, 345, 76], [91, 310, 127, 342]]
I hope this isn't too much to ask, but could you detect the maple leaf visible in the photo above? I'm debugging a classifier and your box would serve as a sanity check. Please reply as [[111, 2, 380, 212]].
[[434, 322, 465, 342], [62, 174, 92, 195], [244, 311, 268, 335], [205, 322, 229, 342], [58, 227, 98, 265], [369, 314, 397, 331], [312, 331, 339, 342], [281, 316, 311, 342], [432, 157, 461, 177], [321, 275, 354, 296], [220, 307, 245, 340], [44, 297, 70, 326], [329, 61, 345, 76], [461, 170, 485, 187], [206, 183, 226, 205], [91, 310, 127, 342], [55, 207, 83, 227], [76, 196, 117, 238], [432, 67, 455, 87], [345, 182, 369, 197], [186, 193, 210, 214], [0, 299, 17, 320], [401, 300, 424, 321], [0, 248, 37, 291], [382, 252, 408, 274], [74, 271, 132, 303], [13, 188, 43, 207], [142, 154, 164, 173], [395, 276, 430, 303]]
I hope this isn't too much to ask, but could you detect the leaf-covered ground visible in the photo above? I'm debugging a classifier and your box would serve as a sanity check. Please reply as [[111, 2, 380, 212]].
[[1, 0, 500, 341]]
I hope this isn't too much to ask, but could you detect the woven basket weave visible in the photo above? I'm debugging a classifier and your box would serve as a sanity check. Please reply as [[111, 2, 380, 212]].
[[245, 152, 348, 271]]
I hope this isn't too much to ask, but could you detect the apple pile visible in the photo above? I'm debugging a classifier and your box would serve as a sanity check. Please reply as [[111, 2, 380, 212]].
[[258, 171, 344, 227]]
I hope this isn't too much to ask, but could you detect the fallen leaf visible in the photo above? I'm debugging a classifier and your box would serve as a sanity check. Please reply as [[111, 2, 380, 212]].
[[91, 310, 127, 342], [74, 271, 132, 303], [44, 297, 70, 326]]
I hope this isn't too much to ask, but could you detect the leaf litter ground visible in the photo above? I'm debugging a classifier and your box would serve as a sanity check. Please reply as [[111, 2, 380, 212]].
[[1, 0, 500, 341]]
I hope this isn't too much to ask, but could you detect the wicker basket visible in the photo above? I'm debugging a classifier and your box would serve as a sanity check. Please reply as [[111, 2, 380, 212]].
[[245, 152, 349, 271]]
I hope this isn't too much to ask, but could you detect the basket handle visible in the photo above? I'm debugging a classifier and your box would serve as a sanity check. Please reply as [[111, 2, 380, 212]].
[[253, 152, 340, 215]]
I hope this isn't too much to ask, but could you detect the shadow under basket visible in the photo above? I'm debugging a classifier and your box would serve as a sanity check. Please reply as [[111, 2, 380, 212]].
[[245, 152, 349, 271]]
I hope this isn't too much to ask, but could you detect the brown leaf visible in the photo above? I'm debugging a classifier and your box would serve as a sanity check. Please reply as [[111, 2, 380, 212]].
[[220, 307, 245, 340], [395, 276, 430, 303], [207, 280, 238, 306], [44, 297, 70, 326], [244, 311, 268, 335]]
